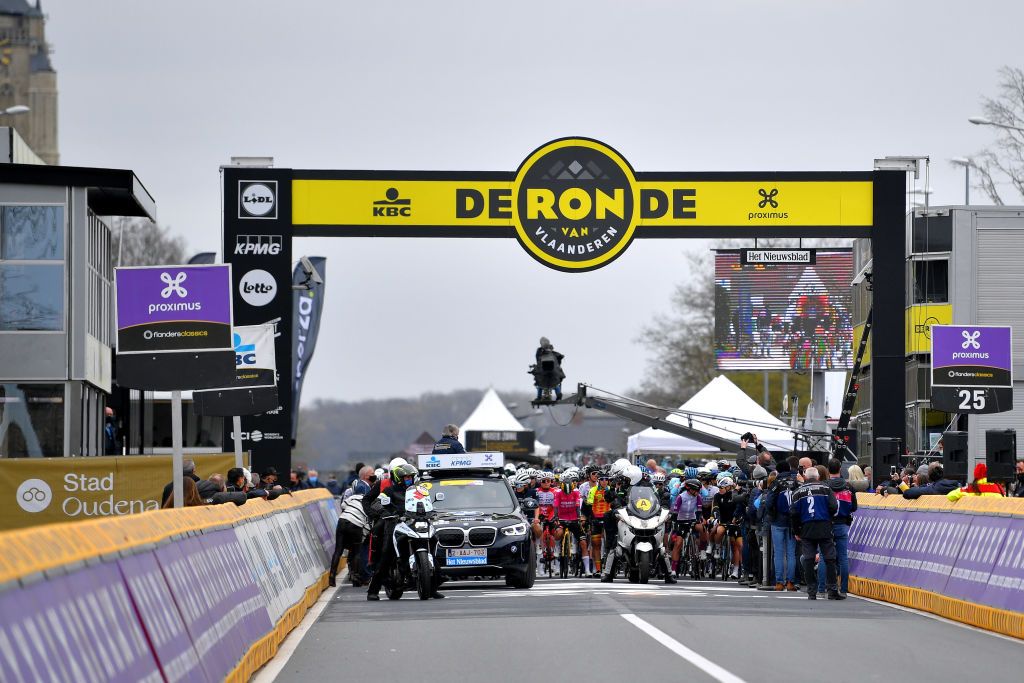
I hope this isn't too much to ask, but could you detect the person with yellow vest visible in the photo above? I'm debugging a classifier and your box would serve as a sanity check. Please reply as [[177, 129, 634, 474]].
[[947, 463, 1006, 501]]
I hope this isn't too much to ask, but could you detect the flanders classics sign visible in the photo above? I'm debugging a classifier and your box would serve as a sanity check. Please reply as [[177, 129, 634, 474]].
[[290, 137, 874, 272]]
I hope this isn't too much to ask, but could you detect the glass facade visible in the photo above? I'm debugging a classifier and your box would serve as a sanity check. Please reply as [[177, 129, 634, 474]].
[[0, 205, 65, 331], [0, 383, 64, 457]]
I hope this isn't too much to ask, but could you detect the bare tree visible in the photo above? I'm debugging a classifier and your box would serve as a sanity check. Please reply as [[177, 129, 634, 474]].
[[110, 217, 188, 267], [971, 66, 1024, 205]]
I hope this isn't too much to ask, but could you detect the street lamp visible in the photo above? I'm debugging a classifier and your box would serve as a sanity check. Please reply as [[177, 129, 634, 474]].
[[968, 116, 1024, 133], [950, 157, 973, 204], [0, 105, 29, 115]]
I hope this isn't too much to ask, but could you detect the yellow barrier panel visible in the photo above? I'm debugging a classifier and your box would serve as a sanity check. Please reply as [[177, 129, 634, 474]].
[[856, 491, 1024, 517]]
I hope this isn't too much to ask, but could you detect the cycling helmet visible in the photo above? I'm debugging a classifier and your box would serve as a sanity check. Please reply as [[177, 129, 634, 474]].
[[388, 457, 408, 469], [716, 459, 731, 471], [562, 469, 579, 483], [625, 465, 643, 486], [504, 463, 517, 476], [669, 468, 685, 477], [610, 459, 630, 478], [683, 478, 702, 492], [684, 466, 699, 479], [718, 476, 735, 488], [716, 471, 731, 485], [513, 471, 531, 488], [553, 467, 563, 475], [391, 463, 419, 486], [527, 468, 540, 478], [651, 472, 666, 484], [706, 461, 719, 473]]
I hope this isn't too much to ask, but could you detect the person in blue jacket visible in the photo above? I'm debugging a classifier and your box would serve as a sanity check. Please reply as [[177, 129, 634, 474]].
[[790, 467, 842, 600], [432, 424, 467, 454]]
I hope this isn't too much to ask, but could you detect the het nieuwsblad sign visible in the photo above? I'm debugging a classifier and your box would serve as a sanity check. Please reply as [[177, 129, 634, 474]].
[[286, 137, 874, 272]]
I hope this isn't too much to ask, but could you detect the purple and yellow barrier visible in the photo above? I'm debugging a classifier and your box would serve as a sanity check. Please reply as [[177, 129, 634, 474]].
[[850, 493, 1024, 639], [0, 489, 339, 682]]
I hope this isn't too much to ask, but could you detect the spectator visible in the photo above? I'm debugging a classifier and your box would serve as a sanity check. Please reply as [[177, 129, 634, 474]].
[[260, 467, 280, 489], [103, 407, 121, 455], [797, 456, 815, 482], [814, 464, 829, 483], [288, 470, 301, 490], [326, 473, 343, 496], [818, 458, 857, 596], [846, 465, 868, 492], [328, 492, 371, 587], [790, 467, 843, 600], [227, 467, 268, 499], [863, 466, 873, 488], [900, 462, 960, 499], [208, 473, 225, 492], [162, 458, 198, 504], [344, 466, 375, 499], [343, 462, 365, 489], [763, 459, 800, 591], [1012, 458, 1024, 498], [162, 477, 205, 508], [303, 469, 326, 489], [948, 463, 1006, 501]]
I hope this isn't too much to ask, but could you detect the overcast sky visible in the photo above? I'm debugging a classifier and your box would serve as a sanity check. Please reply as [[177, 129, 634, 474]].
[[45, 0, 1022, 405]]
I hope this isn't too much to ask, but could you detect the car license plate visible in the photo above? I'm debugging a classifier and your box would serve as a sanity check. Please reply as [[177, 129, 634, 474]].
[[446, 548, 488, 566]]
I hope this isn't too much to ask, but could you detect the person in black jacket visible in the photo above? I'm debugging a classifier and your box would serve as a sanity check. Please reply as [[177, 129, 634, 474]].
[[818, 458, 858, 595], [901, 462, 960, 499], [790, 467, 842, 600], [432, 424, 466, 454]]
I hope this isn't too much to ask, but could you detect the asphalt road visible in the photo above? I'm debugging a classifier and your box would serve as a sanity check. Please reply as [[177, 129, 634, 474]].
[[275, 576, 1024, 682]]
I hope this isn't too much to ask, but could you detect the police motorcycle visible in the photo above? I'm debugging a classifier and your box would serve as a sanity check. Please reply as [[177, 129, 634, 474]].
[[382, 485, 441, 600], [613, 470, 671, 584]]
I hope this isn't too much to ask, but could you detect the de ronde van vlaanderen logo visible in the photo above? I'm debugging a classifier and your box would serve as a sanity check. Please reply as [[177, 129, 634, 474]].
[[16, 478, 52, 513], [512, 138, 639, 272]]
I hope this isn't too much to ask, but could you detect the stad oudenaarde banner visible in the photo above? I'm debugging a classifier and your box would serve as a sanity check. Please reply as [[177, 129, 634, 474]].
[[0, 453, 240, 530], [291, 257, 326, 442]]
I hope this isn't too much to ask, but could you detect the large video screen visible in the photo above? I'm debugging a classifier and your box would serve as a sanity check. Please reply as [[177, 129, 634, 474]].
[[714, 249, 853, 370]]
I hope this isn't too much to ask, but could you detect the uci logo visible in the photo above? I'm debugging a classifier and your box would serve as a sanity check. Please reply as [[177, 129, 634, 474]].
[[16, 478, 52, 513], [512, 138, 639, 272]]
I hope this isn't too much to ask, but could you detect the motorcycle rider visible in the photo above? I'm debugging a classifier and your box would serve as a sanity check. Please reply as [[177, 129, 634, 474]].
[[600, 463, 676, 584], [363, 460, 443, 600]]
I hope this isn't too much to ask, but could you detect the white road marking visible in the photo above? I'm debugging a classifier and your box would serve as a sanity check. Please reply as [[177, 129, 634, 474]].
[[252, 583, 340, 683], [621, 613, 747, 683]]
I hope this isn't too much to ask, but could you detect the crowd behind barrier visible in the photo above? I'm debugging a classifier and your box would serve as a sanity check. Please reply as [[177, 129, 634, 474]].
[[0, 488, 338, 682], [848, 493, 1024, 639]]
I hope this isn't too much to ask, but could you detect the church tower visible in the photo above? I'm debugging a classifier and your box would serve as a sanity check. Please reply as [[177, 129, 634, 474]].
[[0, 0, 57, 164]]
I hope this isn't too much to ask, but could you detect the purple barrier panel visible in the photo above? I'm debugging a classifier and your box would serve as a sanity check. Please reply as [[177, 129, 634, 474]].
[[849, 508, 906, 581], [156, 536, 232, 681], [0, 575, 51, 680], [980, 520, 1024, 612], [118, 551, 210, 683], [883, 511, 971, 593], [64, 562, 164, 682], [946, 515, 1016, 605], [200, 529, 273, 649]]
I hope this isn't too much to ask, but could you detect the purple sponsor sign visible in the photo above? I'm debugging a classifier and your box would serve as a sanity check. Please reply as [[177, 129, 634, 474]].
[[115, 264, 233, 353], [118, 551, 209, 683], [931, 325, 1013, 388], [945, 515, 1016, 605]]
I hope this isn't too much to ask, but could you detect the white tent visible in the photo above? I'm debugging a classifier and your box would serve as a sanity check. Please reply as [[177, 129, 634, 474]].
[[459, 388, 550, 457], [627, 429, 720, 456], [626, 375, 804, 455]]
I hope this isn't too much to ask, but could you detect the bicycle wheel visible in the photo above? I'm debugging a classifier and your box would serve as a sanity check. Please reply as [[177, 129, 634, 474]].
[[720, 541, 730, 581], [559, 532, 569, 579]]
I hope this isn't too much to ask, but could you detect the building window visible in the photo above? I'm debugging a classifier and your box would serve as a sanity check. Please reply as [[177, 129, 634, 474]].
[[913, 259, 948, 304], [0, 205, 65, 331], [0, 383, 64, 457]]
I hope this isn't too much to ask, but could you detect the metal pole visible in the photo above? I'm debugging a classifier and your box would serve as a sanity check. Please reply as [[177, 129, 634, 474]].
[[965, 165, 970, 206], [232, 415, 243, 469], [171, 390, 183, 509], [763, 371, 769, 410]]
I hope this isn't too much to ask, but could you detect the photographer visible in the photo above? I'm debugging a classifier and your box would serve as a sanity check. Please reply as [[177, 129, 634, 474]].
[[901, 462, 960, 499], [738, 432, 775, 478]]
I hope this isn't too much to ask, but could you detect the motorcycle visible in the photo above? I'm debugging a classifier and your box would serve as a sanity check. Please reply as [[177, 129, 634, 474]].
[[613, 485, 671, 584], [382, 485, 440, 600]]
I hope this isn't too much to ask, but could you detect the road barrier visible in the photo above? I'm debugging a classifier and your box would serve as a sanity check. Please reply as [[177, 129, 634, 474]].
[[849, 493, 1024, 639], [0, 488, 338, 682]]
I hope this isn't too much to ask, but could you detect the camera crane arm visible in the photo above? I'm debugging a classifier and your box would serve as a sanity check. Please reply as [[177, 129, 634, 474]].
[[559, 384, 740, 453]]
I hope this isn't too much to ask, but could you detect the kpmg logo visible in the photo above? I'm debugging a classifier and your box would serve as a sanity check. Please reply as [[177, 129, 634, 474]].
[[16, 478, 52, 513], [961, 330, 981, 350], [234, 234, 282, 256], [234, 332, 256, 366], [159, 271, 188, 298], [239, 180, 278, 219]]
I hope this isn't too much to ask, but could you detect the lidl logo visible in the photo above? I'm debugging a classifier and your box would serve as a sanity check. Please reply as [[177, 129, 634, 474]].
[[512, 138, 638, 272]]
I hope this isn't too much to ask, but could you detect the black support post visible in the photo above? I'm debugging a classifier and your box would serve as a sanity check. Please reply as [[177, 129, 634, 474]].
[[870, 171, 907, 481]]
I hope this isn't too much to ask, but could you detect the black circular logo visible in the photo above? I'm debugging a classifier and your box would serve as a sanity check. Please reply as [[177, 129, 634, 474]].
[[512, 138, 638, 272]]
